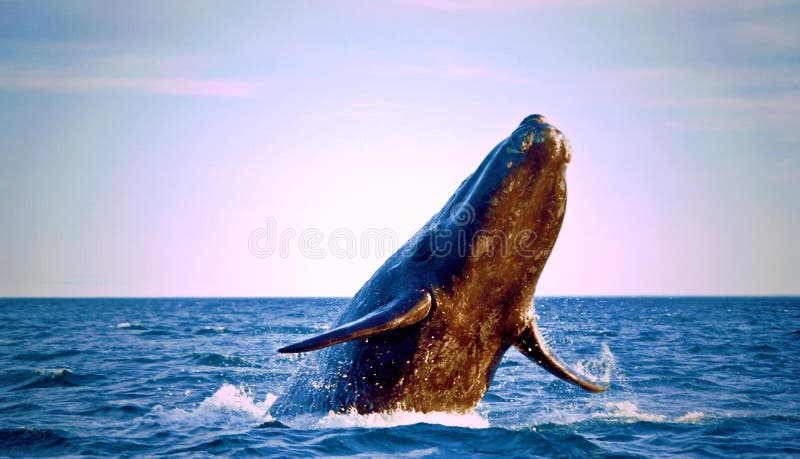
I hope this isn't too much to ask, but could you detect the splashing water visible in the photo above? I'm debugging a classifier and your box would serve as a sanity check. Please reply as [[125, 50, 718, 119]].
[[150, 384, 489, 430], [149, 384, 276, 428], [574, 343, 615, 386]]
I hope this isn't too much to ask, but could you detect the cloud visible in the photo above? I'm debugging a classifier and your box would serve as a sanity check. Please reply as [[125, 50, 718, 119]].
[[0, 36, 265, 98], [734, 20, 800, 53], [599, 66, 800, 108], [0, 74, 265, 97], [597, 65, 800, 143]]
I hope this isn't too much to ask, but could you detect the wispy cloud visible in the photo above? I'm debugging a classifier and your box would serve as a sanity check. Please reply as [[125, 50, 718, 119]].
[[374, 64, 535, 86], [0, 74, 265, 97], [0, 37, 265, 98], [598, 65, 800, 142], [667, 94, 800, 113], [733, 20, 800, 53], [600, 66, 800, 106]]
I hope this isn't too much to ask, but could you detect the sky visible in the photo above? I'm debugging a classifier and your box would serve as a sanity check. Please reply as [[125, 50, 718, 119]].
[[0, 0, 798, 297]]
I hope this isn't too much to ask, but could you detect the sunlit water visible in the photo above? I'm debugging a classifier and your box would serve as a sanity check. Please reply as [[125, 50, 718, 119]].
[[1, 297, 798, 458]]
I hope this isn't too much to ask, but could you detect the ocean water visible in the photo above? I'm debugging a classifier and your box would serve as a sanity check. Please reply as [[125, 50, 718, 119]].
[[0, 297, 798, 458]]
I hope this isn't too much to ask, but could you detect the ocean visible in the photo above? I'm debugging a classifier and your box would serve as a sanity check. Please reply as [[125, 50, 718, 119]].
[[0, 297, 797, 458]]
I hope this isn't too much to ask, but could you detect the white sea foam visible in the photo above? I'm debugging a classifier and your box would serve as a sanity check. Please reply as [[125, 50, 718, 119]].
[[151, 384, 488, 430], [599, 401, 667, 422], [595, 401, 708, 424], [675, 411, 708, 423], [313, 408, 490, 429], [153, 383, 712, 432], [151, 383, 710, 432], [36, 367, 71, 376], [116, 321, 146, 329], [150, 384, 277, 427]]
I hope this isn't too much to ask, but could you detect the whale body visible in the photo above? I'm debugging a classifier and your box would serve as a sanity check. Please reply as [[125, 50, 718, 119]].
[[273, 115, 608, 415]]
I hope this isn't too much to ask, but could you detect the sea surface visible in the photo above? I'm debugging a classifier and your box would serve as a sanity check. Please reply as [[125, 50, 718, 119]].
[[0, 297, 798, 458]]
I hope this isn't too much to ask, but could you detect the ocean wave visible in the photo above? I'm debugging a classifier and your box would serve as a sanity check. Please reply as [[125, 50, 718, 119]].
[[1, 297, 797, 458], [526, 400, 713, 428], [498, 359, 522, 368], [195, 325, 230, 335], [675, 411, 709, 423], [595, 401, 710, 425], [115, 322, 147, 330], [0, 427, 75, 455], [10, 368, 106, 391], [190, 353, 260, 368], [11, 349, 82, 362], [140, 329, 172, 336], [596, 401, 667, 422], [78, 403, 150, 419], [0, 402, 41, 415]]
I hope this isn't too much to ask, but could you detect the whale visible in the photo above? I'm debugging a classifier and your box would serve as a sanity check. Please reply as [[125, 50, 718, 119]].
[[273, 114, 608, 415]]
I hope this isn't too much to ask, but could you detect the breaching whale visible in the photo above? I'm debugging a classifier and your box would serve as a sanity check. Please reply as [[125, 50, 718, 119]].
[[273, 115, 608, 415]]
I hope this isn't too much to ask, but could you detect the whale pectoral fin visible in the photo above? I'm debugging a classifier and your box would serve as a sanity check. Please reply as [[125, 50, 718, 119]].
[[515, 323, 609, 393], [277, 289, 432, 354]]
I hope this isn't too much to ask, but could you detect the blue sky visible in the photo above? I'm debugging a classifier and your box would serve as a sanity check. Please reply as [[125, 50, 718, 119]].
[[1, 0, 798, 296]]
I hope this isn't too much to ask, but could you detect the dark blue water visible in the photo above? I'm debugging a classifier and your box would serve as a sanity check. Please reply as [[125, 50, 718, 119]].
[[1, 297, 798, 458]]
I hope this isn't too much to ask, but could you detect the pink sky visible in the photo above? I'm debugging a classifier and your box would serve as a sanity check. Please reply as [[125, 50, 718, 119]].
[[1, 1, 797, 296]]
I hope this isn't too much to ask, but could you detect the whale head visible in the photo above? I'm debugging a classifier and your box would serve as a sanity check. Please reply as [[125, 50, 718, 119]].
[[428, 114, 573, 294]]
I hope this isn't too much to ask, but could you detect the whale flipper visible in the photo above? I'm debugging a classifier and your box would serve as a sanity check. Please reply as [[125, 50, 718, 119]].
[[278, 289, 432, 353], [516, 319, 609, 393]]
